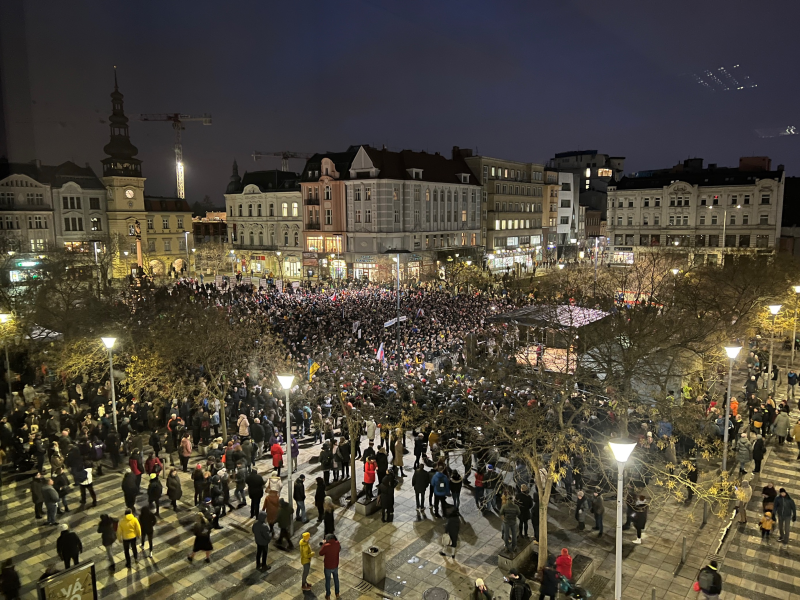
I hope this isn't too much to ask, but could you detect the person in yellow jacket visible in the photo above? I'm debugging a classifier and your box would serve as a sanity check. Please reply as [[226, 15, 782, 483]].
[[117, 509, 141, 568], [760, 510, 773, 540], [299, 531, 314, 591]]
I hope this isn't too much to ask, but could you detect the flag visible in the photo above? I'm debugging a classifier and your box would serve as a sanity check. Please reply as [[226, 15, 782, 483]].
[[331, 292, 338, 302], [416, 308, 425, 318], [376, 342, 385, 362], [308, 357, 320, 381]]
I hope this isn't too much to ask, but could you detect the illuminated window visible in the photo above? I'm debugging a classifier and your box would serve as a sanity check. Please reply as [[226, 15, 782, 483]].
[[598, 168, 612, 177], [282, 203, 288, 217], [585, 168, 591, 178], [495, 220, 500, 229], [306, 236, 323, 251], [292, 202, 299, 217]]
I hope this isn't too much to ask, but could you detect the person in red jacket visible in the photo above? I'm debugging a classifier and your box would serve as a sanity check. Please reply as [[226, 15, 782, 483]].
[[319, 534, 341, 600], [129, 449, 144, 488], [555, 547, 573, 581], [271, 441, 284, 477], [363, 457, 377, 499]]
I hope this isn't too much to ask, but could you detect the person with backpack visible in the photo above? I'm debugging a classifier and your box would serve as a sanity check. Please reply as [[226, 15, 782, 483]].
[[695, 560, 722, 599], [97, 514, 118, 570], [506, 568, 532, 600]]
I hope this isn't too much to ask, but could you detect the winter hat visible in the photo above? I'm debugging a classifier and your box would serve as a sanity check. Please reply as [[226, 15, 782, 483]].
[[561, 548, 569, 556], [302, 532, 311, 541], [150, 473, 157, 479], [475, 578, 485, 587]]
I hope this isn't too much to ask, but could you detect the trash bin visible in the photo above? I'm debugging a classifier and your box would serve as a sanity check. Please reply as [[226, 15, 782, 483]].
[[362, 546, 385, 586]]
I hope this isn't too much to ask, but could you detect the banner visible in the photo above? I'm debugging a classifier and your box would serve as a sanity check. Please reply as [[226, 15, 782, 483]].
[[398, 315, 407, 322], [384, 318, 397, 328], [38, 562, 97, 600], [352, 321, 360, 334]]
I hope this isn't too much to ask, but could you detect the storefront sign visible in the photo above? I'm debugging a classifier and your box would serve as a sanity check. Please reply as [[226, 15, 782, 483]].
[[356, 255, 375, 263], [302, 252, 317, 259], [38, 562, 97, 600]]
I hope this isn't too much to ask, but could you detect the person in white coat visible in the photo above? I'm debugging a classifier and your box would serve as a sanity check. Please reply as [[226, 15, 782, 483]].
[[366, 418, 377, 444]]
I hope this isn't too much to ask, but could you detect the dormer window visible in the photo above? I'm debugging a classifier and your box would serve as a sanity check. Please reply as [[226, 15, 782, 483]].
[[407, 168, 423, 180], [458, 174, 470, 184]]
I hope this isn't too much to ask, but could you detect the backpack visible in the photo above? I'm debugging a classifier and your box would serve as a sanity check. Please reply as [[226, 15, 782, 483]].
[[697, 569, 715, 592], [515, 581, 532, 600]]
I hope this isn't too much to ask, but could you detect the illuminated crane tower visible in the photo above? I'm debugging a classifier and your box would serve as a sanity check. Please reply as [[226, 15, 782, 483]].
[[252, 151, 314, 171], [137, 113, 212, 198]]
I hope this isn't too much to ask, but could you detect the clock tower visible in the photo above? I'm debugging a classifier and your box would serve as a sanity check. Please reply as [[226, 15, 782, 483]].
[[101, 69, 146, 271]]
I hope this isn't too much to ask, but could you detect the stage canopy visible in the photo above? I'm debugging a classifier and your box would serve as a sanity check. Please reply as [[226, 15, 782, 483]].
[[487, 304, 609, 330]]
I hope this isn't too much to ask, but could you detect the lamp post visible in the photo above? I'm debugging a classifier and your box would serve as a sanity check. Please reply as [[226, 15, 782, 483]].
[[792, 286, 800, 364], [277, 374, 295, 535], [766, 304, 782, 391], [191, 248, 196, 278], [593, 237, 599, 297], [184, 231, 190, 276], [722, 345, 741, 472], [229, 249, 235, 278], [609, 439, 638, 600], [101, 337, 118, 432]]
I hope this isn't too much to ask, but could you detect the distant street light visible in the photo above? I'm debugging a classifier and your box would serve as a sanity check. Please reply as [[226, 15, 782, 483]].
[[721, 346, 742, 471], [278, 374, 296, 534], [766, 305, 782, 393]]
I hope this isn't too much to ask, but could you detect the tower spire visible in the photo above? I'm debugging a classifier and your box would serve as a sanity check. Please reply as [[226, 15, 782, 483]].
[[102, 68, 142, 178], [226, 158, 242, 194]]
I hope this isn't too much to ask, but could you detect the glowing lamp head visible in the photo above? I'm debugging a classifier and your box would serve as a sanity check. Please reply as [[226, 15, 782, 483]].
[[558, 264, 565, 270], [608, 439, 637, 463], [277, 374, 295, 390], [671, 268, 679, 275], [769, 304, 782, 315], [0, 314, 10, 324], [794, 285, 800, 294], [724, 346, 742, 359], [101, 337, 116, 349]]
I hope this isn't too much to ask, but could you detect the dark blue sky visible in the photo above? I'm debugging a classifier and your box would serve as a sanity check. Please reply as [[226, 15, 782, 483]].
[[21, 0, 800, 203]]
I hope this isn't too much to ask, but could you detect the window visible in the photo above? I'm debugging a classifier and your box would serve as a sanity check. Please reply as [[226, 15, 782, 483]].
[[700, 197, 707, 206], [147, 218, 154, 230], [294, 232, 299, 246], [284, 232, 289, 246], [366, 187, 371, 201], [177, 217, 184, 229], [627, 216, 633, 226], [760, 214, 769, 225], [730, 214, 736, 225], [709, 235, 719, 247], [731, 195, 738, 205], [682, 216, 688, 225], [670, 197, 676, 207], [292, 202, 299, 217], [63, 217, 70, 231], [414, 209, 420, 224], [325, 209, 332, 225], [147, 239, 156, 252], [355, 210, 361, 223], [269, 204, 274, 216], [643, 216, 649, 226], [711, 215, 718, 225], [282, 203, 288, 217], [62, 197, 68, 209], [598, 168, 613, 177], [462, 210, 467, 222], [238, 205, 242, 217], [355, 188, 361, 201], [483, 165, 488, 183], [394, 210, 400, 223], [91, 218, 101, 231], [162, 217, 169, 229], [248, 204, 253, 217], [654, 215, 660, 225], [643, 198, 650, 207], [560, 199, 571, 208], [713, 195, 719, 205], [306, 236, 323, 252], [163, 239, 171, 252], [561, 182, 570, 191], [739, 235, 750, 247], [366, 210, 372, 223], [495, 219, 500, 230], [560, 216, 569, 225], [669, 216, 675, 225], [491, 166, 496, 177], [257, 205, 262, 217], [617, 216, 623, 225], [628, 199, 634, 208], [744, 194, 750, 205], [756, 235, 769, 248], [178, 237, 186, 251], [654, 198, 661, 207], [761, 194, 770, 205], [743, 214, 749, 225], [324, 186, 331, 200], [699, 214, 706, 225]]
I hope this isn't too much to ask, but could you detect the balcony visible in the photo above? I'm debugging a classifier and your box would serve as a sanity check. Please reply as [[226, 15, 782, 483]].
[[305, 222, 320, 230], [304, 198, 320, 206]]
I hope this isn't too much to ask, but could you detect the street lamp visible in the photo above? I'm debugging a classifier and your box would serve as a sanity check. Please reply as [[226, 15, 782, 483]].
[[792, 286, 800, 364], [191, 248, 196, 277], [277, 374, 295, 534], [766, 305, 782, 392], [557, 264, 565, 270], [609, 439, 637, 600], [671, 268, 679, 276], [0, 313, 11, 399], [229, 249, 236, 278], [721, 346, 741, 471], [101, 337, 118, 432]]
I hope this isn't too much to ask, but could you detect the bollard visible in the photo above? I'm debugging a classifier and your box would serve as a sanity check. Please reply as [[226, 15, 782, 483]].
[[681, 537, 687, 563], [702, 501, 709, 526], [652, 588, 656, 600]]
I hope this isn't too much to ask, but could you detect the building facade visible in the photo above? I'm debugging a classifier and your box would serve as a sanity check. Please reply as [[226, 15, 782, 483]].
[[192, 211, 227, 246], [461, 148, 545, 274], [224, 163, 303, 279], [300, 148, 359, 282], [342, 145, 482, 282], [101, 76, 193, 277], [607, 157, 785, 265], [0, 160, 108, 260]]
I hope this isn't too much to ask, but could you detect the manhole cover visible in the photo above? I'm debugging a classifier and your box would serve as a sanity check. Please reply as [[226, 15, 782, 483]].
[[423, 588, 449, 600]]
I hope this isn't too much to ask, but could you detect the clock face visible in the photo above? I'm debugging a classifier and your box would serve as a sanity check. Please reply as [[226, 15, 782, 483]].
[[125, 189, 134, 199]]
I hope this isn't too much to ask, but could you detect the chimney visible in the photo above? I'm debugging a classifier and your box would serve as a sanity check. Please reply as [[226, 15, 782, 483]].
[[452, 146, 473, 160]]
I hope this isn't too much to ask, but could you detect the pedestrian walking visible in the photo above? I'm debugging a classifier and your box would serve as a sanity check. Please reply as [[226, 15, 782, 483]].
[[752, 434, 765, 473], [319, 533, 341, 600], [431, 466, 450, 517], [760, 510, 773, 540], [147, 473, 162, 516], [393, 436, 404, 477], [271, 439, 284, 477], [167, 468, 182, 511], [323, 495, 336, 535], [299, 531, 314, 590], [53, 468, 71, 514], [117, 508, 141, 568], [138, 506, 156, 557], [439, 507, 460, 558], [314, 477, 326, 523], [97, 514, 118, 570], [412, 464, 429, 510], [631, 496, 648, 544], [56, 524, 82, 569], [252, 511, 272, 571], [121, 468, 138, 511], [77, 466, 97, 507], [773, 488, 797, 544], [275, 498, 294, 550], [179, 433, 192, 473], [736, 480, 752, 524], [450, 470, 463, 510], [187, 514, 213, 564], [774, 411, 791, 445], [192, 464, 205, 505], [591, 490, 605, 537], [555, 547, 573, 581], [695, 560, 722, 599]]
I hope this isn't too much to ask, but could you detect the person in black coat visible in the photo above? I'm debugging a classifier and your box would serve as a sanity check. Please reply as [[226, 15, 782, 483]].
[[375, 448, 389, 484], [517, 485, 533, 538], [250, 419, 265, 463], [147, 473, 163, 516], [293, 474, 308, 523], [121, 470, 139, 512], [378, 471, 396, 522], [440, 507, 460, 558], [246, 468, 265, 519], [138, 506, 157, 557], [412, 465, 430, 510], [413, 434, 427, 469], [1, 559, 21, 600], [56, 524, 83, 569], [97, 514, 118, 570], [752, 435, 766, 474]]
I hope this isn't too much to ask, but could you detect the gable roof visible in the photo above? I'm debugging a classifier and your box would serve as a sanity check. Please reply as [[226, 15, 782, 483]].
[[0, 160, 105, 189], [144, 196, 192, 212], [300, 147, 361, 182], [359, 146, 480, 185], [227, 170, 300, 194]]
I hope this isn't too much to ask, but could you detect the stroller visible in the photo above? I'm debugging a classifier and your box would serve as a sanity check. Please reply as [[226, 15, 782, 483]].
[[558, 574, 591, 599]]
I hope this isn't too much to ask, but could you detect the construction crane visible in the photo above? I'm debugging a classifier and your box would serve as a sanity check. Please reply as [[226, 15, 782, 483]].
[[252, 151, 314, 172], [136, 113, 212, 199]]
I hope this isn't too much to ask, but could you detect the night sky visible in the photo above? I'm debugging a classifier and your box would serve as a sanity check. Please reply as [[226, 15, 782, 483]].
[[16, 0, 800, 203]]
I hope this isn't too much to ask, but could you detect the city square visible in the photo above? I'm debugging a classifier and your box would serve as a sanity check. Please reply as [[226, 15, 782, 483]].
[[1, 3, 800, 600]]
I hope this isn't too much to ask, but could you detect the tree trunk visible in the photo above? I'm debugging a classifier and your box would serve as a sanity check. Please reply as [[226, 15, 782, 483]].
[[350, 429, 358, 503], [535, 470, 554, 571], [220, 397, 228, 442]]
